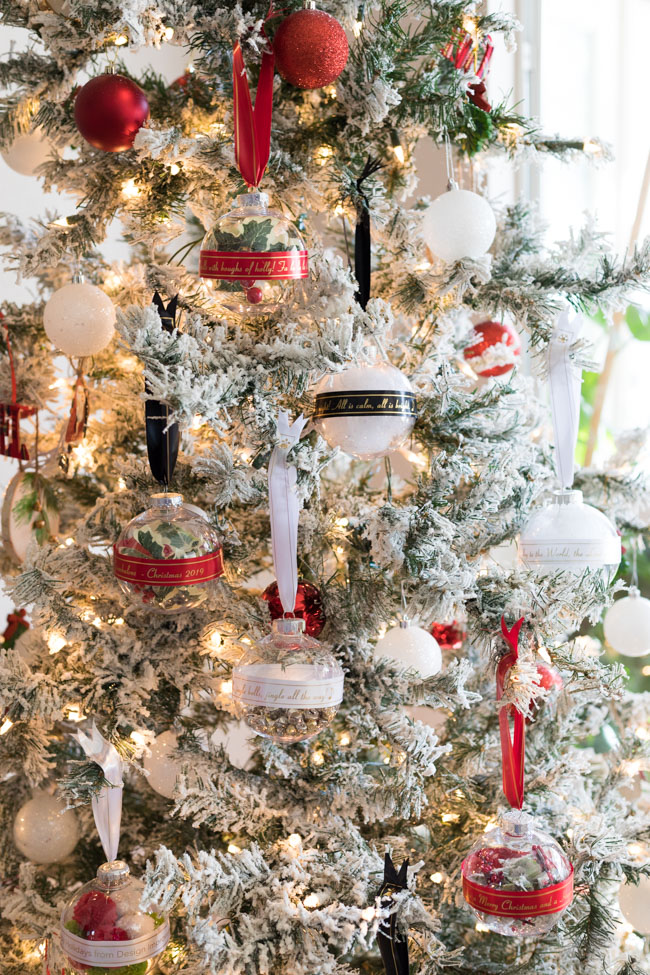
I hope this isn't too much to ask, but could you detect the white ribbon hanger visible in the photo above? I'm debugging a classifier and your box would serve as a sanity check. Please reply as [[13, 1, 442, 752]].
[[547, 309, 584, 489], [76, 723, 124, 862], [268, 411, 308, 615]]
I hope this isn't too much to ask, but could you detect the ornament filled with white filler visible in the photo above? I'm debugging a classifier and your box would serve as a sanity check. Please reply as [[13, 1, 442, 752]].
[[44, 278, 116, 357], [519, 311, 620, 580], [422, 183, 496, 263], [313, 359, 417, 460], [604, 587, 650, 658], [375, 618, 442, 678]]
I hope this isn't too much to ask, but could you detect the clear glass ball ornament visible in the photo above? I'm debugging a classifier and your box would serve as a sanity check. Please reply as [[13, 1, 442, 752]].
[[313, 360, 417, 460], [60, 860, 170, 975], [199, 191, 307, 315], [232, 617, 344, 744], [518, 489, 621, 579], [113, 493, 223, 613], [374, 620, 442, 678], [422, 186, 496, 263], [462, 810, 573, 937], [44, 281, 116, 357], [604, 586, 650, 658]]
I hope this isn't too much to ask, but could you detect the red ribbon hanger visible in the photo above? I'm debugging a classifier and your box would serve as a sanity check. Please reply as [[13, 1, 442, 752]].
[[232, 7, 276, 188], [0, 315, 36, 460], [497, 616, 525, 809]]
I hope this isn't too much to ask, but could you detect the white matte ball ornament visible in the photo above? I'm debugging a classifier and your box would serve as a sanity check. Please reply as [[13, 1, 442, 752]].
[[618, 875, 650, 934], [375, 621, 442, 679], [13, 790, 79, 863], [422, 186, 496, 263], [2, 129, 51, 176], [519, 489, 621, 579], [313, 361, 417, 460], [143, 730, 182, 799], [44, 282, 116, 357], [604, 587, 650, 658], [211, 720, 255, 770]]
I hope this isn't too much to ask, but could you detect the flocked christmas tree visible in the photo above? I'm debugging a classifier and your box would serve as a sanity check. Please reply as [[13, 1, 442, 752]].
[[0, 2, 650, 975]]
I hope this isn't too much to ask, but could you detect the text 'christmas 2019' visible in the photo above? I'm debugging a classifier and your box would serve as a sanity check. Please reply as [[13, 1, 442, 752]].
[[113, 547, 224, 586]]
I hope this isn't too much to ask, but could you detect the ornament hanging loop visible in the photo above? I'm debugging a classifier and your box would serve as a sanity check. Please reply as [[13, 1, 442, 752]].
[[443, 127, 458, 190]]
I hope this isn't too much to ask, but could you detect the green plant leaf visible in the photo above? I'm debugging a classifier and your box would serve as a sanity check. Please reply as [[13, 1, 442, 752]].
[[625, 305, 650, 341]]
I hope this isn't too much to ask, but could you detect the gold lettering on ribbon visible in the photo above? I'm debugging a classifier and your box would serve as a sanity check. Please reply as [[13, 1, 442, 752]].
[[199, 249, 308, 281], [314, 391, 417, 419]]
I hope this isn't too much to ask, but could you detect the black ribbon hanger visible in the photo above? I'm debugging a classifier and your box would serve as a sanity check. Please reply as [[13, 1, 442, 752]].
[[145, 293, 180, 488], [375, 852, 410, 975]]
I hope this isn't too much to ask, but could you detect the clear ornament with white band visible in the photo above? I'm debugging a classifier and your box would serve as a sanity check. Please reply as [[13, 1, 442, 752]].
[[519, 310, 621, 579], [60, 725, 170, 975], [232, 413, 344, 743]]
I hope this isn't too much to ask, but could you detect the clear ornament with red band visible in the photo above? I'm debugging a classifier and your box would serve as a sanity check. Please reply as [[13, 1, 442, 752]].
[[263, 578, 326, 637], [199, 191, 308, 315], [60, 860, 170, 975], [232, 617, 344, 744], [113, 492, 224, 613], [461, 809, 573, 937], [463, 320, 522, 378], [273, 1, 349, 90]]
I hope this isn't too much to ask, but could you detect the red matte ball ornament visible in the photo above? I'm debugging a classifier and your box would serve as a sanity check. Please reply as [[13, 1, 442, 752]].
[[263, 580, 326, 637], [74, 74, 150, 153], [463, 320, 521, 378], [273, 6, 349, 90]]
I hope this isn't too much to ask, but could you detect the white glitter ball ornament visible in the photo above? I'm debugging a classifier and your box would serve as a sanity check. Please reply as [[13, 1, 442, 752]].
[[604, 587, 650, 658], [422, 186, 496, 263], [313, 360, 417, 460], [44, 282, 116, 356], [375, 620, 442, 679], [13, 790, 79, 863]]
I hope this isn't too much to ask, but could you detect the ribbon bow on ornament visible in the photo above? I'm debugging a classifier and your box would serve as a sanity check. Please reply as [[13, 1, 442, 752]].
[[268, 411, 308, 616], [0, 316, 36, 460], [232, 10, 275, 188]]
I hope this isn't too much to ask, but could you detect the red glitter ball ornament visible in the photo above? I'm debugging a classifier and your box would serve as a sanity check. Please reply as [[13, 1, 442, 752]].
[[273, 6, 349, 90], [463, 320, 521, 378], [74, 74, 150, 152], [263, 579, 326, 637], [430, 620, 466, 651]]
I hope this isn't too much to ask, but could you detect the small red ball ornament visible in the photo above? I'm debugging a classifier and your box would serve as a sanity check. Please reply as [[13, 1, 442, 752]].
[[74, 74, 150, 153], [273, 5, 349, 90], [535, 662, 563, 692], [463, 320, 521, 378], [430, 620, 465, 651], [246, 286, 264, 304], [263, 580, 326, 637]]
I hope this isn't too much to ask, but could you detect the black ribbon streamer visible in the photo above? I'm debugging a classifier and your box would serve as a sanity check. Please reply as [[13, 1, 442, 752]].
[[145, 293, 180, 487], [354, 156, 384, 311], [375, 852, 410, 975]]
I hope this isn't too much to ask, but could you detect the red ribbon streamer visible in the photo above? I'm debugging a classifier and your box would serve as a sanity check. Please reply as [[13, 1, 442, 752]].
[[497, 616, 525, 809], [232, 16, 275, 189]]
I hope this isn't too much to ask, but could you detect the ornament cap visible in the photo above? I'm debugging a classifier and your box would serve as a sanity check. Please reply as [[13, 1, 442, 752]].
[[97, 860, 130, 888], [150, 491, 183, 507], [303, 0, 317, 7], [236, 191, 269, 210], [447, 178, 459, 191], [628, 585, 641, 599], [552, 488, 583, 505], [398, 617, 411, 629], [499, 809, 533, 837], [272, 616, 307, 635]]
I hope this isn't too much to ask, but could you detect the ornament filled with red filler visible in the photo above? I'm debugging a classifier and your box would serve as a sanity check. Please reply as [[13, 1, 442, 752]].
[[113, 493, 224, 613], [263, 579, 326, 637], [273, 2, 349, 90], [74, 73, 149, 153], [460, 618, 574, 936], [463, 320, 521, 378]]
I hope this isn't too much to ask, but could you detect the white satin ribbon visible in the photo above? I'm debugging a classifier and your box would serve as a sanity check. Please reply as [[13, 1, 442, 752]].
[[76, 723, 124, 862], [547, 309, 584, 489], [268, 411, 307, 615]]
